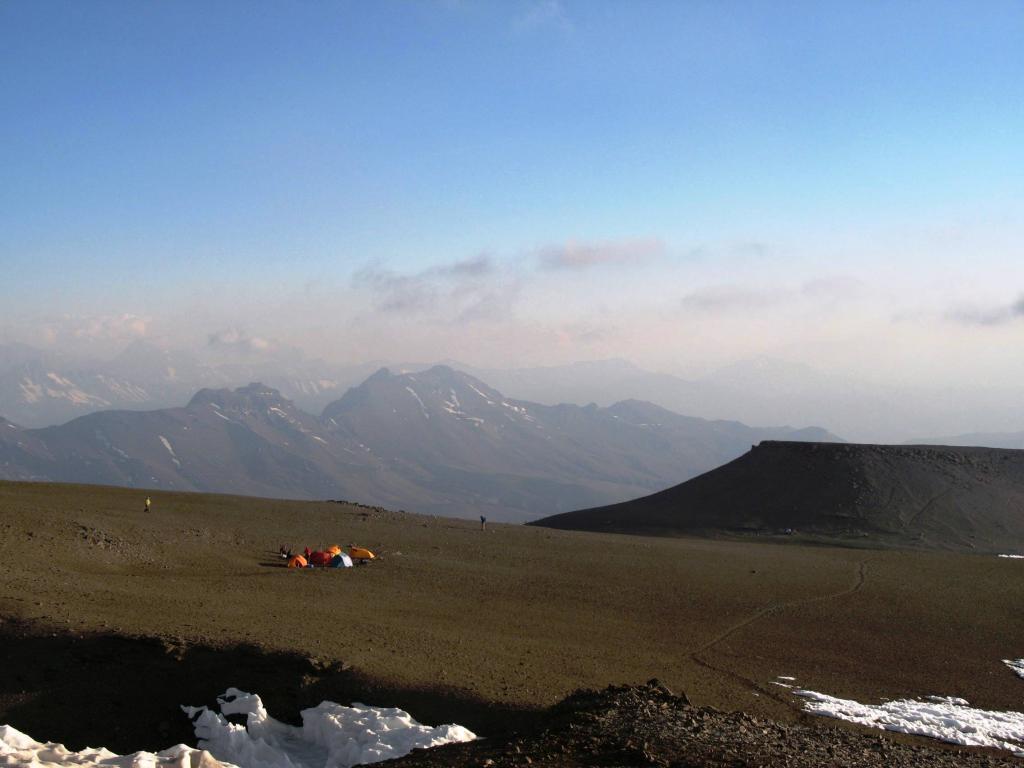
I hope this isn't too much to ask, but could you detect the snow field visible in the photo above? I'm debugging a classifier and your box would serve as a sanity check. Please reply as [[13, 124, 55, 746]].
[[0, 725, 223, 768], [185, 689, 474, 768], [780, 674, 1024, 756], [0, 689, 474, 768]]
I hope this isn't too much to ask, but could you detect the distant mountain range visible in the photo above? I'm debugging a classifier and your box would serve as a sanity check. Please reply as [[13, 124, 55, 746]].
[[0, 341, 381, 428], [458, 358, 1024, 445], [906, 431, 1024, 450], [4, 342, 1024, 443], [0, 366, 839, 521], [532, 440, 1024, 552]]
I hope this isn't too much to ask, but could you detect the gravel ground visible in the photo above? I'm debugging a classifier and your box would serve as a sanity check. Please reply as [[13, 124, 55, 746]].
[[1, 480, 1022, 765]]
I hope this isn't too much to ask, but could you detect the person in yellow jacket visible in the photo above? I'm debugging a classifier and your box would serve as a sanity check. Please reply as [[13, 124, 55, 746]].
[[144, 496, 151, 513]]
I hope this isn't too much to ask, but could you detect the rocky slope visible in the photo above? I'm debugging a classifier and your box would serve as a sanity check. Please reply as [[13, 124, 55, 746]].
[[392, 681, 1018, 767]]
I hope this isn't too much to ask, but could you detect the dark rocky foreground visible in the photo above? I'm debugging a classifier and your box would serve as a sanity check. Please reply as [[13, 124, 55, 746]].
[[2, 621, 1017, 767], [391, 681, 1018, 768]]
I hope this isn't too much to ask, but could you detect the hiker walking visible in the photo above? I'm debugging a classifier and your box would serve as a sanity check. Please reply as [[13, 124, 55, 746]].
[[480, 515, 487, 531], [144, 496, 151, 513]]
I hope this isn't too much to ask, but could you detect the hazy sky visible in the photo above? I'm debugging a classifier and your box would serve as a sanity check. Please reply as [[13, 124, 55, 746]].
[[2, 1, 1022, 385]]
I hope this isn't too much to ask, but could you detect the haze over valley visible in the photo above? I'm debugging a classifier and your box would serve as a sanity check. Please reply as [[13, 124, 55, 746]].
[[4, 341, 1024, 446], [3, 2, 1023, 766]]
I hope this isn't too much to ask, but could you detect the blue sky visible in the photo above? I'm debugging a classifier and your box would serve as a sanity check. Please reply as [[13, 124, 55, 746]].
[[1, 1, 1022, 380]]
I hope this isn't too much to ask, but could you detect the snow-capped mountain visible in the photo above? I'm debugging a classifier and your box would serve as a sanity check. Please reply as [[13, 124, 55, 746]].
[[0, 366, 840, 521]]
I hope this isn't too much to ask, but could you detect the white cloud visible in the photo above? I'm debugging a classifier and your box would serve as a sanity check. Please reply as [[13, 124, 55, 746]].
[[207, 328, 277, 355], [537, 238, 664, 271], [32, 313, 151, 347], [353, 254, 518, 324], [680, 277, 864, 314]]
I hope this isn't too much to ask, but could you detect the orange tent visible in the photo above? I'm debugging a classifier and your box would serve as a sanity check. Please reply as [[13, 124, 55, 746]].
[[287, 554, 307, 569], [349, 546, 375, 561]]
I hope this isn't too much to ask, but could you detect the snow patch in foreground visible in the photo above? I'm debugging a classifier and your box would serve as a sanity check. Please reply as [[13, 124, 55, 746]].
[[0, 725, 224, 768], [998, 554, 1024, 559], [1005, 659, 1024, 680], [182, 688, 475, 768], [792, 687, 1024, 755], [0, 689, 475, 768]]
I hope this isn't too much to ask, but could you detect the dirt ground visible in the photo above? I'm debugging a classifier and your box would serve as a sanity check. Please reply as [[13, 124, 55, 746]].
[[0, 480, 1022, 758]]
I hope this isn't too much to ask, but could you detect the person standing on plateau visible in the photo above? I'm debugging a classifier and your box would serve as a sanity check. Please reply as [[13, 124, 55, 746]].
[[145, 496, 151, 513]]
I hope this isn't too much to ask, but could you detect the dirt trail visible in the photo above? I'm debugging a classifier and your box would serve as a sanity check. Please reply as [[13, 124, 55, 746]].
[[690, 558, 870, 657], [687, 559, 871, 712]]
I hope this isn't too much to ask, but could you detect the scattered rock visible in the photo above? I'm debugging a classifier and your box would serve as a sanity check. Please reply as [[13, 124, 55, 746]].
[[388, 681, 1018, 767]]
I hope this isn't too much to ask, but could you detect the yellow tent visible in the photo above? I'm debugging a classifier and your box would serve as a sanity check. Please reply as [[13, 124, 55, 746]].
[[349, 546, 375, 561]]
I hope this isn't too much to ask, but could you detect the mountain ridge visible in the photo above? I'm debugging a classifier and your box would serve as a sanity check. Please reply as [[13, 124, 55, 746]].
[[7, 341, 1024, 443], [0, 366, 841, 522]]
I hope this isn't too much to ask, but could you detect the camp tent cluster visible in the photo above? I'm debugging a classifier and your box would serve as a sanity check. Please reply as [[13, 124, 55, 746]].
[[286, 544, 376, 569]]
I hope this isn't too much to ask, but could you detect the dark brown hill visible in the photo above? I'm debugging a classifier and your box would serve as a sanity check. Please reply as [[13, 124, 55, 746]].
[[531, 440, 1024, 552]]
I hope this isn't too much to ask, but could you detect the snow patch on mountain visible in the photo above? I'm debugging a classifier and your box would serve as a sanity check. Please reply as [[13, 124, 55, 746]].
[[95, 374, 149, 401], [91, 429, 131, 462], [159, 436, 181, 467], [404, 387, 429, 419], [466, 384, 494, 405], [18, 379, 42, 404]]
